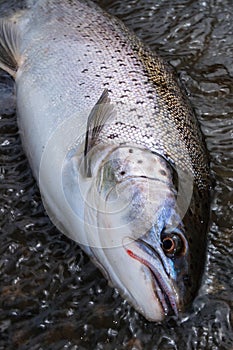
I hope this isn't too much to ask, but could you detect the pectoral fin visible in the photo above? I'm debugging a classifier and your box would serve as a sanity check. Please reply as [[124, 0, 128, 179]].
[[84, 89, 116, 177], [0, 19, 21, 78]]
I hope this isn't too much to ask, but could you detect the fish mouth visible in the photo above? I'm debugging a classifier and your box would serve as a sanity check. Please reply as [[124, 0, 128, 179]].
[[124, 238, 179, 317]]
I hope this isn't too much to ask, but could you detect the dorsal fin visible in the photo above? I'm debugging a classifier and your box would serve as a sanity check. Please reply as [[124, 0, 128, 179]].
[[0, 19, 21, 78], [84, 89, 116, 177]]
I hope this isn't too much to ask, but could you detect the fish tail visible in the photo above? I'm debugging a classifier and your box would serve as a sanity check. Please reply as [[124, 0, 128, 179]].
[[0, 19, 20, 78]]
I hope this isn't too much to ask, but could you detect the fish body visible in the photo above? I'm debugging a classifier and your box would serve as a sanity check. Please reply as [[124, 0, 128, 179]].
[[0, 0, 210, 321]]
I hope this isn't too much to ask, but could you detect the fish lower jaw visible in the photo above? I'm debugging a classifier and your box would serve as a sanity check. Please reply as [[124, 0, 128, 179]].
[[126, 247, 179, 320], [149, 267, 178, 317], [134, 302, 165, 323], [127, 285, 165, 322]]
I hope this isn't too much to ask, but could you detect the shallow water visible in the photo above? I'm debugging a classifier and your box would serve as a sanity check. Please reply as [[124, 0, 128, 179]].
[[0, 0, 233, 349]]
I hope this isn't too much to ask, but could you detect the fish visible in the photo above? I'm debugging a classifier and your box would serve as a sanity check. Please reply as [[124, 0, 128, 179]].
[[0, 0, 210, 322]]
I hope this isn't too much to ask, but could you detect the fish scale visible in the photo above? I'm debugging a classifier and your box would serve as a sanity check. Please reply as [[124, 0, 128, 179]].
[[13, 0, 209, 189]]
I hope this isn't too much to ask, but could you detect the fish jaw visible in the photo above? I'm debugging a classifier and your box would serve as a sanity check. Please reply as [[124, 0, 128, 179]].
[[122, 236, 180, 319], [91, 242, 168, 322]]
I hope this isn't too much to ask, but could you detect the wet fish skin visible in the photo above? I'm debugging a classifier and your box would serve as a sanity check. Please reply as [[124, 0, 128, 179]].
[[0, 0, 210, 321]]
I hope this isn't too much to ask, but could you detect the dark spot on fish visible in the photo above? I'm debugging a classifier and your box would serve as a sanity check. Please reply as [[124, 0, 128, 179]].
[[81, 69, 88, 73], [160, 170, 167, 176], [120, 171, 126, 176], [138, 160, 143, 164], [143, 134, 152, 139], [146, 123, 152, 128], [115, 121, 124, 126], [136, 101, 144, 105], [109, 134, 119, 139], [129, 149, 133, 153]]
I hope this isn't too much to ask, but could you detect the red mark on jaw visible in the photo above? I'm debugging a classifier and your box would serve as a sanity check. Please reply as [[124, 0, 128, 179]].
[[126, 249, 135, 258], [126, 249, 147, 266]]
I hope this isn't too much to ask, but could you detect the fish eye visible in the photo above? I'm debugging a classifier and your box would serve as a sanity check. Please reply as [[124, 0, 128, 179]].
[[161, 234, 183, 257]]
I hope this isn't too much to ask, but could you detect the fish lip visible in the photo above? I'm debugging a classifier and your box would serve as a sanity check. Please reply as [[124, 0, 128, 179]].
[[124, 239, 179, 317]]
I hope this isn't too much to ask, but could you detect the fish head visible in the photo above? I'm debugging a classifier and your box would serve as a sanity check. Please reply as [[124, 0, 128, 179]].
[[83, 144, 207, 321]]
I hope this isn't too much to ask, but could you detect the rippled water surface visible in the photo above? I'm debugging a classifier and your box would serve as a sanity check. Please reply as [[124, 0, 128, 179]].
[[0, 0, 233, 349]]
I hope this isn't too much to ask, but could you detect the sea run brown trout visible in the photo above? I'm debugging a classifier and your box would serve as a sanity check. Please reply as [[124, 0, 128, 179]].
[[0, 0, 210, 321]]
